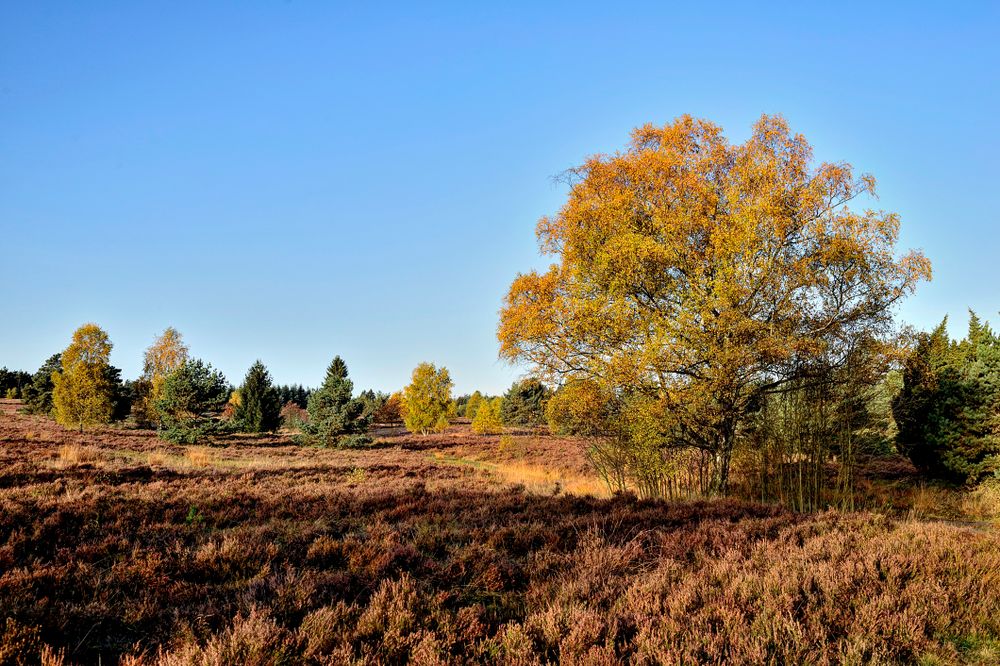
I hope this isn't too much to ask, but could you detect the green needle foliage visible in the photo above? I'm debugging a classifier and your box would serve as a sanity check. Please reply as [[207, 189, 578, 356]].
[[234, 361, 282, 433], [156, 359, 231, 443], [302, 357, 371, 447], [21, 354, 62, 416], [894, 313, 1000, 483], [500, 378, 550, 426]]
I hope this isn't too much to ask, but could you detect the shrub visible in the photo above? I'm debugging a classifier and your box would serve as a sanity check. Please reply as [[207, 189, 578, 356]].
[[280, 401, 309, 430]]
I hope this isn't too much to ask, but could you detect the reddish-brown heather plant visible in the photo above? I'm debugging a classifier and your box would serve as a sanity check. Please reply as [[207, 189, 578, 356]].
[[0, 400, 997, 665]]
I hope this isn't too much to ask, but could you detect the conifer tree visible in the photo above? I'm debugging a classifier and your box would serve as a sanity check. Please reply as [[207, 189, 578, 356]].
[[156, 360, 230, 422], [303, 356, 370, 446], [52, 324, 115, 431], [22, 354, 62, 415], [893, 313, 1000, 481], [234, 361, 281, 433], [155, 359, 230, 443], [500, 379, 550, 426], [402, 363, 453, 434]]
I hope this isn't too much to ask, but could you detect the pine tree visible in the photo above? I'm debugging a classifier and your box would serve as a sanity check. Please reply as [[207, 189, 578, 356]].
[[893, 314, 1000, 481], [234, 361, 281, 433], [402, 363, 453, 434], [52, 324, 115, 431], [500, 379, 550, 426], [303, 356, 370, 447], [22, 354, 62, 415], [155, 359, 231, 443]]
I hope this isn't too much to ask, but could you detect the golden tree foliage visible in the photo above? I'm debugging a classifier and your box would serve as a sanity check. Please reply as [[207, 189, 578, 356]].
[[373, 391, 403, 424], [465, 391, 484, 420], [471, 397, 504, 435], [401, 363, 454, 434], [546, 380, 611, 437], [52, 323, 114, 431], [499, 114, 931, 493], [137, 327, 189, 425]]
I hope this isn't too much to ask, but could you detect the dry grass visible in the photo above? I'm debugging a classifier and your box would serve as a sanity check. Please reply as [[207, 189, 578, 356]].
[[146, 450, 170, 467], [184, 446, 216, 467], [490, 460, 610, 497], [54, 443, 97, 467], [964, 480, 1000, 523]]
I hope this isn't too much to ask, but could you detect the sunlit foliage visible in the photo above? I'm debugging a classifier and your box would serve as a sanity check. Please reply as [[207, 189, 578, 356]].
[[51, 324, 115, 431], [464, 391, 484, 420], [134, 327, 189, 426], [499, 114, 931, 493], [373, 391, 403, 425], [402, 363, 453, 434], [472, 397, 504, 435]]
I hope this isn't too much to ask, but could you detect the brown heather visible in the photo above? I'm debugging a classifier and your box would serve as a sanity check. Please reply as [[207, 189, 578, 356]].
[[0, 400, 998, 665]]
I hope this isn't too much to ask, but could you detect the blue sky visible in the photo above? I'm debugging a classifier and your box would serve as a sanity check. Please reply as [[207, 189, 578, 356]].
[[1, 2, 997, 394]]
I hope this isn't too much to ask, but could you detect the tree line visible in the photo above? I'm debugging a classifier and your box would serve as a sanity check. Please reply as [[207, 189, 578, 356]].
[[7, 116, 995, 507], [9, 325, 551, 449]]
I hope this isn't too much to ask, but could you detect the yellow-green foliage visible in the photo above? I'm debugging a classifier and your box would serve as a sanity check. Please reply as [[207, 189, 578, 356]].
[[137, 327, 189, 425], [546, 380, 610, 436], [52, 323, 114, 431], [472, 397, 503, 435], [401, 362, 453, 434], [465, 391, 484, 420]]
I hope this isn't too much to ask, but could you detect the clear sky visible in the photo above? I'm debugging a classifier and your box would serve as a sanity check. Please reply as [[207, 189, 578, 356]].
[[2, 2, 998, 394]]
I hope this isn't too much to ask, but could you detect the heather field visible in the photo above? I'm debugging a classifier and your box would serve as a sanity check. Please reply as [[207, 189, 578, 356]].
[[0, 400, 997, 665]]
